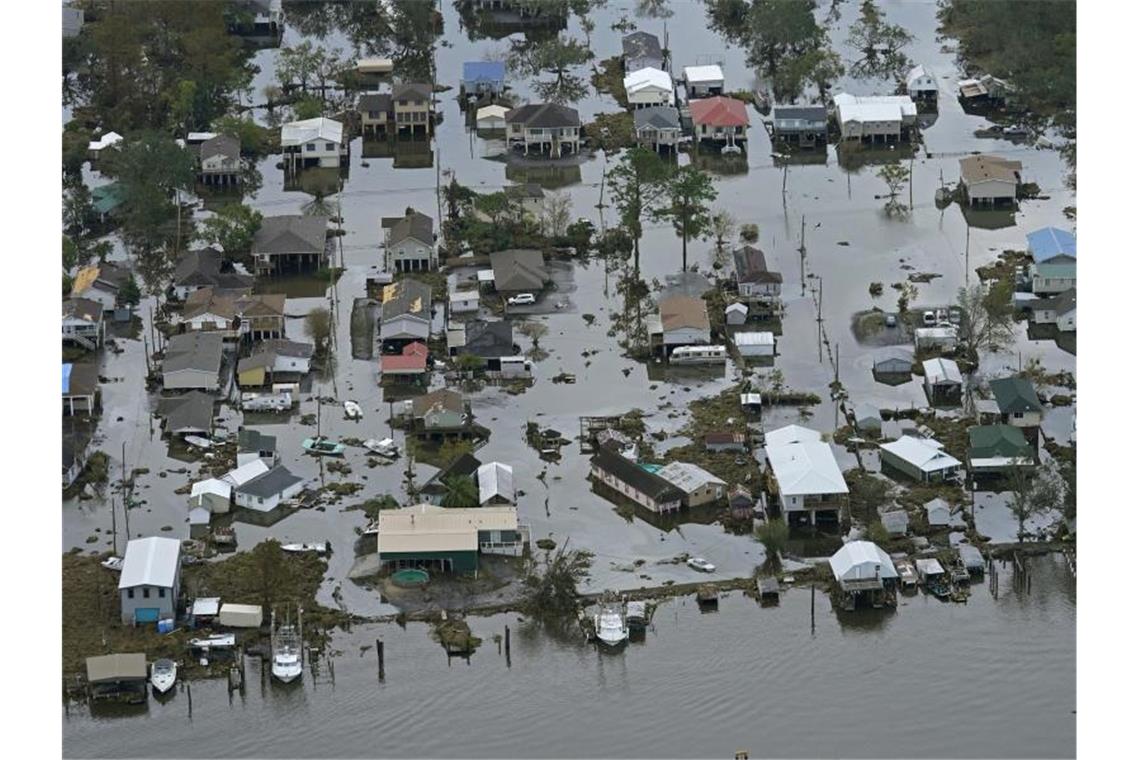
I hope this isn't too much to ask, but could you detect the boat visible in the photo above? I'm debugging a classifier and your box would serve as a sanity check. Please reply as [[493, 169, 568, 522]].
[[626, 600, 649, 631], [150, 658, 177, 695], [897, 561, 919, 589], [343, 400, 363, 420], [184, 435, 214, 449], [363, 437, 399, 458], [670, 345, 728, 365], [593, 598, 629, 648], [552, 372, 577, 384], [100, 556, 124, 573], [281, 542, 327, 554], [272, 624, 303, 684], [188, 633, 236, 650], [302, 436, 345, 456], [362, 520, 379, 536]]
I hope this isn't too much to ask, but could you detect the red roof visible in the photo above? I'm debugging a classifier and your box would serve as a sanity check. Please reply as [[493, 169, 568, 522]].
[[380, 342, 428, 374], [689, 96, 749, 128]]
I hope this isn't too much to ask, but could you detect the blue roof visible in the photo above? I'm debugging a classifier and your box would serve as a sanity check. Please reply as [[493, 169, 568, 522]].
[[463, 61, 505, 83], [1026, 227, 1076, 263], [62, 363, 73, 394]]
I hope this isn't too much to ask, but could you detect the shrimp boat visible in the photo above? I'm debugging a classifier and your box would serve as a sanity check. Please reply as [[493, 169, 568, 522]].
[[593, 597, 629, 648], [302, 436, 345, 456], [150, 658, 178, 695], [272, 623, 303, 684]]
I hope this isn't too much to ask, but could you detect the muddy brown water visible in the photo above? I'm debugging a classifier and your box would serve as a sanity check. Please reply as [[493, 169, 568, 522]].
[[64, 2, 1075, 755]]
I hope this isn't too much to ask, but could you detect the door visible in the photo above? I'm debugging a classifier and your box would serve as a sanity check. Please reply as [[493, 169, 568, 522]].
[[135, 607, 160, 624]]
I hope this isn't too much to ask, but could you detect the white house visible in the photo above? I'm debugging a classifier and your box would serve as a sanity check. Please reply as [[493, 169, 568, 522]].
[[382, 209, 436, 273], [237, 429, 278, 469], [833, 93, 917, 141], [477, 462, 515, 506], [475, 104, 508, 130], [828, 541, 898, 592], [914, 326, 957, 351], [682, 65, 724, 98], [766, 439, 848, 528], [118, 537, 182, 625], [623, 67, 674, 109], [959, 154, 1022, 206], [880, 436, 962, 483], [63, 298, 105, 349], [189, 478, 232, 514], [1030, 289, 1075, 332], [281, 117, 348, 170], [765, 424, 821, 448], [234, 465, 304, 512], [734, 331, 775, 358], [449, 289, 480, 314], [221, 459, 270, 489], [905, 65, 938, 100]]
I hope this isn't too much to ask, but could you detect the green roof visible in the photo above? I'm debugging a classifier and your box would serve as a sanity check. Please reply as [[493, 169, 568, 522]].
[[92, 182, 126, 215], [990, 377, 1043, 415], [968, 424, 1031, 458]]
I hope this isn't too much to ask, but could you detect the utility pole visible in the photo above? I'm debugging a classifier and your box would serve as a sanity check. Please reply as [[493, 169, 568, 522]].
[[816, 277, 824, 364], [799, 215, 807, 297]]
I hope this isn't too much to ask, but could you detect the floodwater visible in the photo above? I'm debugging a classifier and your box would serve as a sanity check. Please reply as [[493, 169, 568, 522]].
[[63, 554, 1075, 759], [63, 1, 1076, 756]]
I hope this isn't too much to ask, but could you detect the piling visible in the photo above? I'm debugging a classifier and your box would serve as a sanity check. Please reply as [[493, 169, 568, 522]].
[[505, 625, 511, 668], [376, 639, 384, 680], [186, 682, 192, 718], [810, 584, 816, 632]]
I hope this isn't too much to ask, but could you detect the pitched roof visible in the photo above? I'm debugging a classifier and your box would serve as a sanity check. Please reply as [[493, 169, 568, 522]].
[[476, 104, 509, 122], [505, 103, 580, 128], [393, 82, 432, 101], [91, 182, 126, 214], [590, 447, 683, 502], [766, 441, 848, 497], [222, 459, 271, 487], [421, 452, 483, 495], [62, 362, 99, 397], [1026, 227, 1076, 263], [634, 105, 681, 130], [772, 105, 828, 127], [358, 92, 393, 113], [880, 436, 962, 473], [191, 478, 232, 501], [923, 357, 963, 385], [383, 209, 434, 247], [659, 295, 710, 332], [164, 332, 225, 374], [490, 249, 548, 291], [280, 117, 343, 146], [733, 245, 783, 284], [63, 297, 103, 323], [157, 390, 215, 433], [622, 31, 663, 61], [683, 64, 724, 84], [829, 540, 898, 583], [259, 339, 314, 359], [380, 279, 433, 321], [463, 61, 506, 82], [689, 96, 749, 127], [412, 388, 464, 417], [656, 461, 727, 494], [71, 262, 129, 296], [380, 341, 429, 373], [87, 653, 147, 683], [623, 66, 672, 94], [238, 428, 277, 453], [252, 215, 328, 256], [477, 461, 515, 504], [833, 93, 917, 122], [464, 319, 514, 357], [959, 154, 1022, 185], [906, 64, 935, 88], [765, 425, 822, 448], [119, 536, 181, 589], [989, 376, 1043, 414], [968, 424, 1031, 458], [172, 248, 254, 290], [236, 465, 303, 499], [199, 134, 240, 162], [1031, 288, 1076, 315]]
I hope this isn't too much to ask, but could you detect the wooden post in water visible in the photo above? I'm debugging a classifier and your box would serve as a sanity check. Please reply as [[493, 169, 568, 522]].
[[799, 215, 807, 297], [377, 639, 384, 680], [186, 681, 192, 718], [810, 584, 816, 632], [505, 624, 511, 668]]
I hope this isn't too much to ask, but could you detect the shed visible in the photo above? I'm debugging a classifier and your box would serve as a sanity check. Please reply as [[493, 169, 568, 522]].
[[915, 557, 946, 581], [924, 498, 952, 527], [957, 544, 985, 573], [881, 509, 909, 536], [86, 653, 147, 702], [682, 64, 725, 97], [828, 541, 898, 592], [914, 326, 957, 351], [475, 104, 509, 130], [477, 461, 515, 506], [734, 331, 775, 357], [705, 432, 747, 452], [854, 402, 882, 435], [923, 357, 963, 406], [880, 436, 962, 482], [188, 506, 211, 538], [873, 351, 914, 378], [219, 603, 263, 628], [190, 478, 232, 514], [191, 597, 221, 621], [725, 302, 749, 325]]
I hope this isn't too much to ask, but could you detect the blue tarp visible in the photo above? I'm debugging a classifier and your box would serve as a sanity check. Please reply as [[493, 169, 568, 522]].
[[462, 61, 506, 85], [1026, 227, 1076, 263], [62, 363, 73, 394]]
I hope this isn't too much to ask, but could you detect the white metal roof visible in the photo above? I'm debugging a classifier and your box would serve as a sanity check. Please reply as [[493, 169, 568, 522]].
[[734, 331, 774, 346], [477, 462, 515, 504], [87, 131, 123, 151], [624, 66, 673, 93], [476, 105, 509, 121], [833, 92, 917, 124], [118, 536, 181, 590], [187, 131, 218, 142], [725, 302, 748, 315], [683, 65, 724, 84], [377, 504, 518, 555], [191, 477, 232, 500], [765, 424, 822, 448], [922, 357, 963, 385], [767, 441, 848, 497], [222, 459, 270, 488], [915, 557, 945, 576], [189, 506, 211, 525], [880, 436, 962, 473], [924, 497, 952, 524], [855, 402, 881, 423], [829, 540, 899, 582], [192, 597, 221, 616], [914, 326, 958, 339], [740, 392, 763, 406], [280, 117, 344, 147], [906, 65, 935, 89], [656, 461, 727, 493]]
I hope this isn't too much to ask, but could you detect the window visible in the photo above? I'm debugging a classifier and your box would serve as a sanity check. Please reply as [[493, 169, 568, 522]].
[[127, 589, 134, 599], [369, 110, 379, 119], [326, 142, 335, 151], [143, 588, 150, 599], [1013, 412, 1024, 419], [306, 143, 315, 152], [398, 100, 407, 106], [159, 588, 166, 598]]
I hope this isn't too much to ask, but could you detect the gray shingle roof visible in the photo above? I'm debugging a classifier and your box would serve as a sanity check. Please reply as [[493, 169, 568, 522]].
[[173, 249, 255, 290], [238, 428, 277, 453], [380, 278, 433, 321], [464, 320, 514, 357], [383, 210, 434, 247], [505, 103, 580, 129], [157, 390, 215, 433], [590, 447, 683, 503], [164, 332, 225, 374], [393, 82, 432, 102], [622, 31, 663, 61], [733, 245, 783, 284], [490, 249, 548, 291], [199, 134, 240, 161], [634, 106, 681, 131], [252, 215, 329, 256], [236, 465, 303, 499], [358, 92, 393, 112]]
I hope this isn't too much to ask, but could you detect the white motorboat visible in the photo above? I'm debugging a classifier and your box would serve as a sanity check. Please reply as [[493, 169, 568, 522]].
[[189, 633, 236, 650], [363, 437, 399, 458], [150, 658, 178, 694], [272, 624, 303, 684], [594, 599, 629, 648], [100, 556, 124, 572], [184, 435, 214, 449], [281, 542, 327, 554], [343, 400, 363, 420]]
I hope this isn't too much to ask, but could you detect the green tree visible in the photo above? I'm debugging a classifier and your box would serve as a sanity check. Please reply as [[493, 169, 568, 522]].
[[293, 95, 324, 121], [755, 518, 789, 572], [656, 165, 718, 271], [305, 307, 333, 355], [745, 0, 824, 76], [118, 275, 142, 308], [608, 147, 669, 278], [521, 540, 593, 619], [877, 163, 910, 216], [251, 539, 287, 611], [201, 204, 264, 254], [276, 40, 323, 93], [539, 192, 573, 238], [212, 116, 275, 156], [63, 236, 79, 274], [518, 321, 549, 349], [1008, 460, 1063, 542], [441, 475, 480, 508], [847, 0, 914, 58], [956, 283, 1015, 359], [510, 35, 592, 104], [454, 353, 485, 373]]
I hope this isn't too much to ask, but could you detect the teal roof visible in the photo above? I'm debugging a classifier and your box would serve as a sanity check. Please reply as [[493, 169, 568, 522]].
[[968, 424, 1031, 458], [990, 376, 1043, 414], [92, 183, 125, 215]]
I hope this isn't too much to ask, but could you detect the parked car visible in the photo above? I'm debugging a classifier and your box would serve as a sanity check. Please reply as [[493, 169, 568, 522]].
[[687, 557, 716, 573], [922, 310, 937, 326], [885, 313, 898, 327], [508, 293, 536, 306]]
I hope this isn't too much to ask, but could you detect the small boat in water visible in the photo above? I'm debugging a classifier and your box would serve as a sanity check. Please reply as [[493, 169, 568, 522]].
[[272, 624, 303, 684], [897, 561, 919, 589], [343, 400, 363, 420], [594, 597, 629, 648], [184, 435, 214, 449], [150, 658, 177, 695], [281, 542, 327, 554], [189, 633, 236, 650], [100, 556, 124, 573], [363, 437, 399, 458], [302, 436, 345, 456], [626, 600, 649, 631]]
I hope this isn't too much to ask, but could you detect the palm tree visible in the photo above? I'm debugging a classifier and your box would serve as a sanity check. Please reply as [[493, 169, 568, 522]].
[[441, 475, 479, 508]]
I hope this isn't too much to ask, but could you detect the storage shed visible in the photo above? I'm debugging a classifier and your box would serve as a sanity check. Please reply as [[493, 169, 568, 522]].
[[828, 540, 898, 592], [734, 331, 775, 358], [86, 653, 148, 703], [923, 357, 963, 406], [880, 436, 962, 483], [219, 603, 263, 628], [725, 302, 749, 326]]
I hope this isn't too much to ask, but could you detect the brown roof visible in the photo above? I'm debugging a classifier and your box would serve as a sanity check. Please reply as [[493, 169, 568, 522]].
[[411, 388, 464, 418], [63, 297, 103, 323], [183, 288, 284, 320], [705, 432, 745, 445], [659, 295, 710, 332], [959, 155, 1022, 186]]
